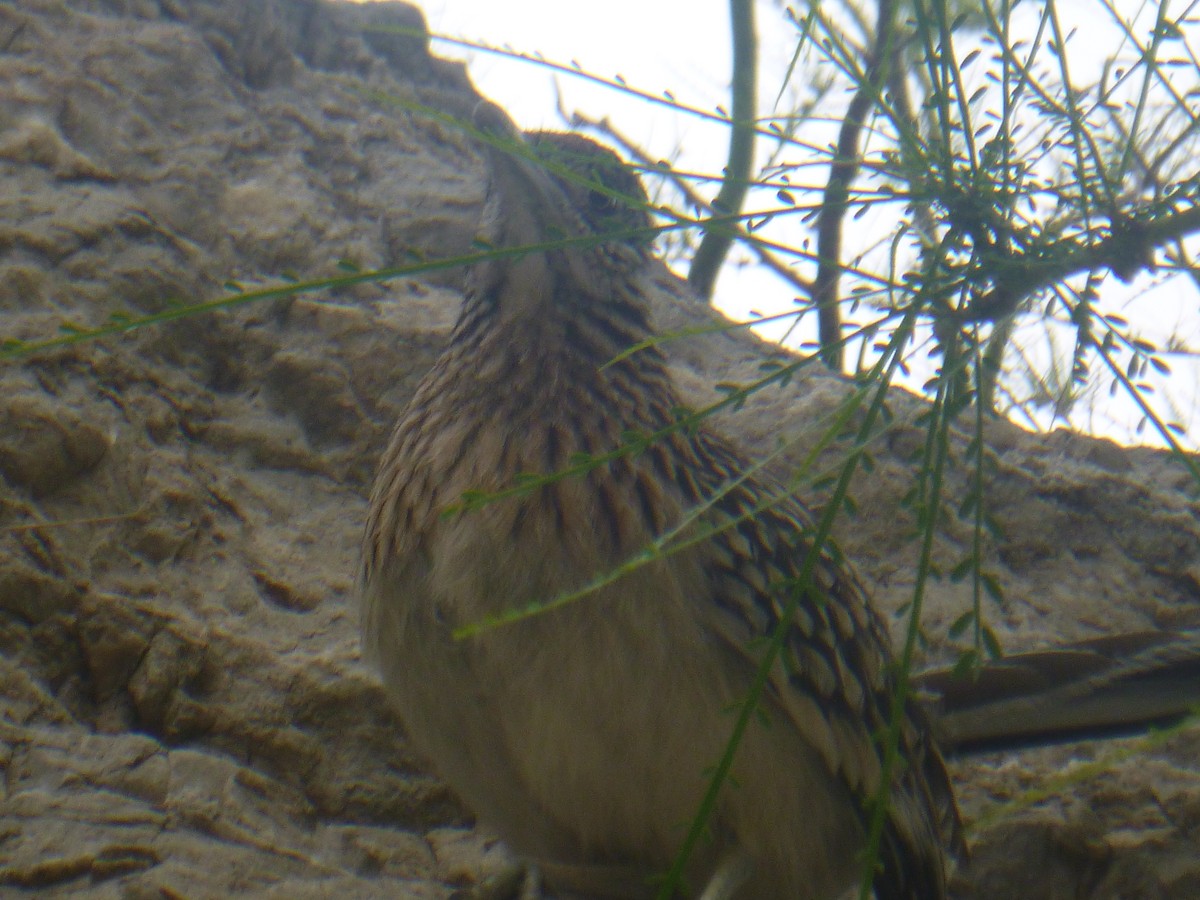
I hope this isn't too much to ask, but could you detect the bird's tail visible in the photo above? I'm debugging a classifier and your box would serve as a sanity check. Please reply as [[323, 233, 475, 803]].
[[915, 630, 1200, 756]]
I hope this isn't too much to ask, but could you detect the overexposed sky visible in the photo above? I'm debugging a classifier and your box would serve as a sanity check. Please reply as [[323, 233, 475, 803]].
[[367, 0, 1200, 450]]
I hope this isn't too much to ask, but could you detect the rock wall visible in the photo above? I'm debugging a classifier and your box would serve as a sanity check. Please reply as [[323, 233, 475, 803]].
[[1, 1, 1198, 896]]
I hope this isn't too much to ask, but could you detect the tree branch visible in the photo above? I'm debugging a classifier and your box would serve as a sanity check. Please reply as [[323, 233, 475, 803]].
[[811, 0, 896, 371], [960, 200, 1200, 324], [687, 0, 757, 302]]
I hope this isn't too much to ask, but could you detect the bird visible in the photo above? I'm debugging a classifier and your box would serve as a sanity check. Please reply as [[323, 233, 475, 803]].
[[359, 100, 961, 900], [358, 102, 1200, 898], [918, 627, 1200, 757]]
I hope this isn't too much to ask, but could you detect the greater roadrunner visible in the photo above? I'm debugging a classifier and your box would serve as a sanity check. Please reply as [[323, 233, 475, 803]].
[[360, 102, 959, 900], [359, 103, 1198, 898]]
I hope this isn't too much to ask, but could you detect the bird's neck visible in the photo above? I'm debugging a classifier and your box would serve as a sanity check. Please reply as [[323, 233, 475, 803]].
[[443, 248, 674, 415]]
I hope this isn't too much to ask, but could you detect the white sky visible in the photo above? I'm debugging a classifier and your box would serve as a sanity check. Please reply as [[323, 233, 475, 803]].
[[370, 0, 1200, 451]]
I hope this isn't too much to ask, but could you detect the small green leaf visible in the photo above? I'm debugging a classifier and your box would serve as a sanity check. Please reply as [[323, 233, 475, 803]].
[[981, 571, 1004, 603], [950, 648, 981, 678], [949, 558, 973, 582], [948, 610, 976, 637], [981, 625, 1004, 659]]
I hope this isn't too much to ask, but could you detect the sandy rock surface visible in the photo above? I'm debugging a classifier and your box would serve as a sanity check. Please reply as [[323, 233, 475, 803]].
[[1, 1, 1198, 897]]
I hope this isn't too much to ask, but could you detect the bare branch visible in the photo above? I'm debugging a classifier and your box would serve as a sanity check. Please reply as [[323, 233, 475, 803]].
[[812, 0, 897, 371], [687, 0, 758, 302]]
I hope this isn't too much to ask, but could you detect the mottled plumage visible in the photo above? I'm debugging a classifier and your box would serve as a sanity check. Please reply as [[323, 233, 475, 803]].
[[361, 104, 962, 899]]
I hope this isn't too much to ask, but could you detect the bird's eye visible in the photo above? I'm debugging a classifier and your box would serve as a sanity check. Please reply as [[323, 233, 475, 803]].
[[588, 189, 614, 213]]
